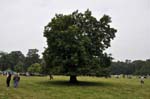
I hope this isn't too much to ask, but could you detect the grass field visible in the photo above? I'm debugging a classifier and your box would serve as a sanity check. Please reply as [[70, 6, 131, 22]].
[[0, 75, 150, 99]]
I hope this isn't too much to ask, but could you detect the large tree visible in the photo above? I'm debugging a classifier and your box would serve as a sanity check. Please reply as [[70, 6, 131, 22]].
[[43, 10, 117, 83]]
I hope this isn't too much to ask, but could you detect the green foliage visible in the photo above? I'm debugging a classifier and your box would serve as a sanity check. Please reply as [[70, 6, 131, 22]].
[[0, 52, 10, 70], [43, 9, 117, 77], [14, 61, 24, 72], [28, 63, 42, 73], [0, 51, 25, 70], [110, 59, 150, 75], [25, 49, 41, 71], [0, 50, 41, 72]]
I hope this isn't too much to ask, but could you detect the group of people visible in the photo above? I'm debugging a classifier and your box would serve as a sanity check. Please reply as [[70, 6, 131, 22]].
[[6, 72, 20, 88]]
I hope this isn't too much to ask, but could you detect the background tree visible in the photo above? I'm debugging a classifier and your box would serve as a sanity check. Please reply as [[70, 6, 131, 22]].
[[25, 49, 41, 71], [0, 52, 10, 70], [43, 10, 117, 83], [0, 50, 41, 72], [27, 63, 42, 74], [0, 51, 7, 57], [9, 51, 25, 70], [14, 61, 24, 72], [0, 51, 25, 71], [110, 59, 150, 76]]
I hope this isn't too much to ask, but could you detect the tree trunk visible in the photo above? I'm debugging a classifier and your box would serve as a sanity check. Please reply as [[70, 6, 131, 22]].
[[69, 75, 77, 83]]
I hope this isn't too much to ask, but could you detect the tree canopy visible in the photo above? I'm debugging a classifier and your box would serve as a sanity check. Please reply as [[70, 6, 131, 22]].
[[0, 49, 41, 72], [25, 49, 40, 71], [27, 63, 42, 74], [43, 9, 117, 83], [110, 59, 150, 75]]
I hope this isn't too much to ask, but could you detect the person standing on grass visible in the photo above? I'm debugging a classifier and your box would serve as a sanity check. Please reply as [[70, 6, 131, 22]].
[[6, 72, 12, 87], [13, 73, 20, 88], [140, 76, 144, 85], [49, 74, 53, 80]]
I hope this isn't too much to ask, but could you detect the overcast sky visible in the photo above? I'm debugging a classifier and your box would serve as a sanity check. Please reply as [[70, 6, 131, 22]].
[[0, 0, 149, 61]]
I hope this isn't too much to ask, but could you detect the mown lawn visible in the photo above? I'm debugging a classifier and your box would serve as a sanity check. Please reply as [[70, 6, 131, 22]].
[[0, 75, 150, 99]]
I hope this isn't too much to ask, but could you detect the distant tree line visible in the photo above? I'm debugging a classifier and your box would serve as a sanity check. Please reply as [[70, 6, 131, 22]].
[[0, 49, 43, 74], [110, 59, 150, 75], [0, 49, 150, 76]]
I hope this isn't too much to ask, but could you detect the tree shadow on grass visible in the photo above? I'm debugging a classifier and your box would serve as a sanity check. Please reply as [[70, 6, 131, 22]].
[[37, 80, 113, 87]]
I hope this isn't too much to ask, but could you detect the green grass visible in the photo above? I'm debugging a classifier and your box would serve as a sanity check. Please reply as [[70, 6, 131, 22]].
[[0, 75, 150, 99]]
